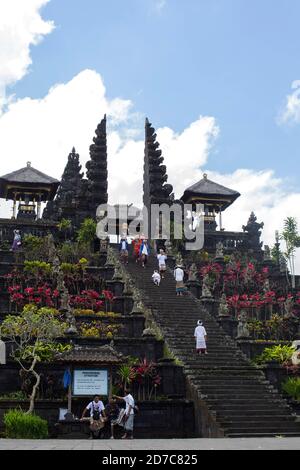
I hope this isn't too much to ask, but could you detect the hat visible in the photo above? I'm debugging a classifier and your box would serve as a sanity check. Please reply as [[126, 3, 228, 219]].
[[197, 320, 203, 326]]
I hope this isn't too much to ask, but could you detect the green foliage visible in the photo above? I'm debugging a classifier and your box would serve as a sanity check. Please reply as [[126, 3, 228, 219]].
[[57, 219, 72, 232], [0, 306, 68, 362], [282, 377, 300, 402], [253, 344, 295, 365], [117, 365, 137, 388], [24, 260, 51, 277], [4, 410, 48, 439], [23, 235, 48, 262], [58, 242, 93, 264], [0, 391, 27, 401], [77, 218, 97, 245]]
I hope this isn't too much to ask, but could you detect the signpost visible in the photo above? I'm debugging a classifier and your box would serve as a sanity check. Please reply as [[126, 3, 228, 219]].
[[73, 369, 108, 396]]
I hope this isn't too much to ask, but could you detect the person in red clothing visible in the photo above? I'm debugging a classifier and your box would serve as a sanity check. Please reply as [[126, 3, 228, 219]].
[[132, 236, 142, 263]]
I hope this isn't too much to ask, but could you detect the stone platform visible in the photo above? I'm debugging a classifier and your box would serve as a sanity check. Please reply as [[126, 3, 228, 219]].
[[0, 437, 300, 450]]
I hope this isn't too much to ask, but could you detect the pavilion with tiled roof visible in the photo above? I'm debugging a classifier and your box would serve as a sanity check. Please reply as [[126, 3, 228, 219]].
[[0, 162, 59, 220], [181, 173, 240, 230]]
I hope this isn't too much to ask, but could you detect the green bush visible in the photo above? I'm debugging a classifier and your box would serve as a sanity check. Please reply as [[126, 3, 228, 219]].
[[253, 344, 295, 365], [282, 377, 300, 402], [4, 410, 48, 439]]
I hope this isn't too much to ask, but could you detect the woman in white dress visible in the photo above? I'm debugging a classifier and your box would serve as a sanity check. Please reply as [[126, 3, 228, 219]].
[[194, 320, 207, 354]]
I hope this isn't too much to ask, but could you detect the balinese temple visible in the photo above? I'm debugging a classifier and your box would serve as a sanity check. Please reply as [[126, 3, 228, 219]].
[[181, 173, 240, 231], [0, 162, 59, 220]]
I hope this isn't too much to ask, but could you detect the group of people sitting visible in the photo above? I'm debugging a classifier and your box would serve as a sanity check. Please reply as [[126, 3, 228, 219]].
[[81, 388, 136, 440]]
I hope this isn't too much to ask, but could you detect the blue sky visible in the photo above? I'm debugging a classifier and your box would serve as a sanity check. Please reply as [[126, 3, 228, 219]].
[[1, 0, 300, 266], [11, 0, 300, 186]]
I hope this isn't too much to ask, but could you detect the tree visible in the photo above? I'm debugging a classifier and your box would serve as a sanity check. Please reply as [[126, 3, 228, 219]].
[[77, 218, 97, 246], [0, 306, 69, 414], [281, 217, 300, 289]]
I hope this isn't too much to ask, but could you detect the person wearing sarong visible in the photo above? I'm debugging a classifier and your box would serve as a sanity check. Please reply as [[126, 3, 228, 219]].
[[157, 250, 167, 279], [194, 320, 207, 354], [113, 388, 135, 439], [174, 265, 185, 296], [11, 230, 21, 252]]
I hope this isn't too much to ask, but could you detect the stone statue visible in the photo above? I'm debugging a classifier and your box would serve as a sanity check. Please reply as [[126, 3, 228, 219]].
[[219, 293, 230, 317], [284, 296, 294, 319], [0, 340, 6, 365], [164, 239, 174, 256], [201, 274, 212, 298], [263, 278, 270, 294], [105, 246, 115, 266], [60, 287, 70, 311], [113, 263, 123, 280], [46, 234, 57, 264], [242, 212, 264, 250], [291, 341, 300, 366], [237, 310, 250, 338], [188, 263, 198, 282], [280, 255, 288, 273], [215, 241, 224, 259], [263, 245, 272, 262], [175, 252, 184, 267]]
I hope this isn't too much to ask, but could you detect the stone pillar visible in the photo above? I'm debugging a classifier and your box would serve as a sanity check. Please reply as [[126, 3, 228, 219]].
[[12, 194, 17, 219], [37, 195, 42, 219]]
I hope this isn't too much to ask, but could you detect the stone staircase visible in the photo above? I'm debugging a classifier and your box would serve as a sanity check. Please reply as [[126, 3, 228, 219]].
[[118, 248, 300, 437]]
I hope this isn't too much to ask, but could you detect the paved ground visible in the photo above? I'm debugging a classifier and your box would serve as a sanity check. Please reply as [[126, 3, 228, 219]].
[[1, 438, 300, 450]]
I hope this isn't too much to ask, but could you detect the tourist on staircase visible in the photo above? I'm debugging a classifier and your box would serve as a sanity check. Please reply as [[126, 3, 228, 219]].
[[139, 238, 150, 268], [194, 320, 208, 355], [119, 235, 129, 264], [152, 270, 161, 286], [132, 235, 142, 263], [174, 264, 185, 296], [157, 249, 167, 279]]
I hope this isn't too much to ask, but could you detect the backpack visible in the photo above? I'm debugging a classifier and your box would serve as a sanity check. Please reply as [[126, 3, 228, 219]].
[[92, 403, 100, 420]]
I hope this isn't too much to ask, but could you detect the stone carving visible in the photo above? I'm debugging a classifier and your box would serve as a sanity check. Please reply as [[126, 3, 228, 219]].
[[201, 274, 212, 298], [188, 263, 198, 282], [105, 246, 115, 266], [263, 245, 272, 262], [280, 255, 288, 273], [113, 263, 123, 280], [263, 278, 270, 294], [237, 311, 250, 339], [219, 293, 230, 317], [175, 252, 184, 267], [242, 212, 264, 250], [215, 241, 224, 259], [142, 327, 156, 337], [284, 296, 295, 319], [291, 341, 300, 366]]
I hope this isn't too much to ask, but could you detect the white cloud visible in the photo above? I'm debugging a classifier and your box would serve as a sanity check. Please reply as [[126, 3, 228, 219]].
[[153, 0, 167, 14], [278, 80, 300, 124], [0, 1, 299, 272], [0, 0, 54, 111]]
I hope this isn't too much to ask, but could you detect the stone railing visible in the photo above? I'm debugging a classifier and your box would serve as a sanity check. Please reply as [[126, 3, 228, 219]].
[[0, 218, 58, 245], [204, 230, 249, 253]]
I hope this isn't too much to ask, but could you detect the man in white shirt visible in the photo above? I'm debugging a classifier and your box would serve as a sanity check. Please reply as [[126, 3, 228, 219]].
[[113, 388, 135, 439], [157, 249, 167, 278], [81, 395, 105, 439], [194, 320, 208, 354], [174, 265, 185, 296]]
